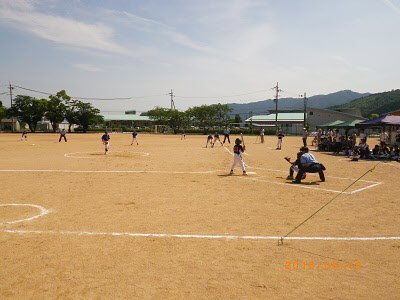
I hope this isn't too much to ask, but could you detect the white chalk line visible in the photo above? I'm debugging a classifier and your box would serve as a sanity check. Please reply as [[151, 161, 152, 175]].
[[241, 177, 353, 194], [381, 162, 400, 168], [0, 169, 221, 175], [2, 229, 399, 241], [64, 151, 150, 159], [0, 204, 50, 225], [223, 147, 382, 193]]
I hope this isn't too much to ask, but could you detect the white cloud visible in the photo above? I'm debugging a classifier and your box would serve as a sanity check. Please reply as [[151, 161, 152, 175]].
[[0, 1, 133, 55], [329, 55, 346, 62], [100, 9, 215, 54], [72, 64, 104, 72]]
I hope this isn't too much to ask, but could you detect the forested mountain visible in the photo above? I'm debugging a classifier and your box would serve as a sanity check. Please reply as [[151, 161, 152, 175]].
[[227, 90, 370, 118], [329, 89, 400, 118]]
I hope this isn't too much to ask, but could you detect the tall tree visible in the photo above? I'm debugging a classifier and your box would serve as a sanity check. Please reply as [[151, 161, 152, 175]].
[[45, 91, 67, 132], [64, 99, 79, 133], [74, 101, 104, 133], [234, 114, 242, 124], [0, 100, 6, 120], [213, 103, 233, 128], [186, 105, 217, 133], [147, 107, 189, 134], [7, 95, 47, 132]]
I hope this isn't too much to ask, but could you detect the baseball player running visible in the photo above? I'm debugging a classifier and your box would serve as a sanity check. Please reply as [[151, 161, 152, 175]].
[[102, 131, 111, 154]]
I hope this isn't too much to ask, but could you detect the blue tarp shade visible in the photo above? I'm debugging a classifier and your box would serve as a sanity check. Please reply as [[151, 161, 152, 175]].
[[355, 115, 400, 127]]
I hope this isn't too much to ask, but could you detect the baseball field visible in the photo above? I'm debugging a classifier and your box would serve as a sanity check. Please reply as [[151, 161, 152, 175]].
[[0, 133, 399, 299]]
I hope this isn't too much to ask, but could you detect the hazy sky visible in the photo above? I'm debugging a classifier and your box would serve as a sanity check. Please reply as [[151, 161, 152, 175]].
[[0, 0, 399, 113]]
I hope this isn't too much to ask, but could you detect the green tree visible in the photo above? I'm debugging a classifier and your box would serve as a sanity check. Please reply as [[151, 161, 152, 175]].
[[186, 105, 217, 133], [45, 91, 67, 132], [213, 103, 233, 129], [234, 114, 242, 124], [74, 101, 104, 133], [64, 99, 79, 133], [370, 113, 379, 120], [0, 100, 6, 120], [147, 107, 189, 134], [7, 95, 47, 132]]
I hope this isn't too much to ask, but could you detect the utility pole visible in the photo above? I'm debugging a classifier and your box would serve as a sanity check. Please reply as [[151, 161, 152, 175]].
[[273, 82, 282, 133], [169, 89, 175, 110], [9, 83, 14, 132], [249, 111, 253, 133], [303, 92, 308, 129]]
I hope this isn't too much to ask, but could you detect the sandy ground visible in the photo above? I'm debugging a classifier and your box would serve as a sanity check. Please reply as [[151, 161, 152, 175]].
[[0, 132, 399, 299]]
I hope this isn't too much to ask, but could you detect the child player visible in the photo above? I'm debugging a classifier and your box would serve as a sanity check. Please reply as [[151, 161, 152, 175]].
[[276, 130, 285, 150], [211, 132, 223, 148], [285, 152, 306, 180], [229, 138, 247, 175], [21, 131, 27, 141], [206, 133, 213, 148], [131, 130, 139, 145], [102, 131, 111, 154]]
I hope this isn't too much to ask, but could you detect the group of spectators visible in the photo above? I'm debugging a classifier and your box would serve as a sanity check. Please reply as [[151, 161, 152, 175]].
[[311, 128, 400, 161]]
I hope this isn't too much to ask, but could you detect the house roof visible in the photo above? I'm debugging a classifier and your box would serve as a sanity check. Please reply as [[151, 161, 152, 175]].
[[102, 114, 151, 121], [335, 119, 365, 127], [316, 120, 345, 128], [246, 113, 304, 122], [307, 107, 367, 120]]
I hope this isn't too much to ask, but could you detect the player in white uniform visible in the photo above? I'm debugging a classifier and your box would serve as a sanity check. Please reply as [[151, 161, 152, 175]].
[[229, 138, 247, 175]]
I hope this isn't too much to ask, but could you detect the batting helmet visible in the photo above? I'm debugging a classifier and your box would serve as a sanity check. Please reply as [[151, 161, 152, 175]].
[[235, 138, 242, 144]]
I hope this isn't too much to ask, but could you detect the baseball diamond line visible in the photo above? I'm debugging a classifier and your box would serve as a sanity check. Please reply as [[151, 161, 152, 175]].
[[240, 176, 383, 194], [1, 229, 399, 241], [0, 204, 50, 225], [223, 147, 383, 193], [64, 151, 150, 158], [0, 170, 221, 174]]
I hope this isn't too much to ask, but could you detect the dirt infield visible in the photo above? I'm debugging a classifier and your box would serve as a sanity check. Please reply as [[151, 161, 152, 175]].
[[0, 133, 399, 299]]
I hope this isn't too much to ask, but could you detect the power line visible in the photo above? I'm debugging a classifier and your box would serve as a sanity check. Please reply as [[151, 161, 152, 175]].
[[11, 85, 168, 101], [174, 89, 271, 99], [9, 83, 307, 104], [278, 162, 381, 245]]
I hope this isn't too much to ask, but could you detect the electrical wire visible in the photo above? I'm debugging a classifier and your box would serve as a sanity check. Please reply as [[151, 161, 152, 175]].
[[278, 161, 381, 245], [174, 89, 272, 99], [11, 85, 168, 101], [10, 84, 307, 103]]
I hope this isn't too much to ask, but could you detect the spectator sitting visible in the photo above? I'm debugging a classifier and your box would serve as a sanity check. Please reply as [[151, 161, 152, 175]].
[[391, 145, 400, 161], [311, 134, 318, 147], [370, 145, 380, 159], [349, 146, 361, 161], [380, 143, 390, 159], [318, 137, 329, 151], [358, 139, 370, 159]]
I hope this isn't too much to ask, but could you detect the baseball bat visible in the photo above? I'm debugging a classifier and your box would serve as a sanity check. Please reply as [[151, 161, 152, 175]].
[[240, 133, 245, 147]]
